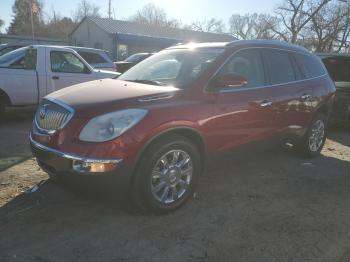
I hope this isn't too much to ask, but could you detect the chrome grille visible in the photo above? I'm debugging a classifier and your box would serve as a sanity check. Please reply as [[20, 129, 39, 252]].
[[35, 99, 73, 133]]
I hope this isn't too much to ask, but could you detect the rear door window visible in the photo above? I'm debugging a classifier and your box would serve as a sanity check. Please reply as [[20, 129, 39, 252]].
[[294, 54, 325, 79], [77, 51, 108, 64], [263, 49, 296, 85]]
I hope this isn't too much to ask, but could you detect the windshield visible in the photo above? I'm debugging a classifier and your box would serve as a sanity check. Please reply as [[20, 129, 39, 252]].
[[119, 48, 223, 88], [125, 53, 148, 63], [0, 47, 27, 67]]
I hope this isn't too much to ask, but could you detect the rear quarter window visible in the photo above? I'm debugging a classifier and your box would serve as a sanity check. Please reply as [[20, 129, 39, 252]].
[[294, 53, 325, 79], [263, 49, 296, 85], [77, 51, 108, 64]]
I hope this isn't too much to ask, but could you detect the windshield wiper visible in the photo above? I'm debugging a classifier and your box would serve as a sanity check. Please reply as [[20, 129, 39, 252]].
[[126, 79, 167, 86]]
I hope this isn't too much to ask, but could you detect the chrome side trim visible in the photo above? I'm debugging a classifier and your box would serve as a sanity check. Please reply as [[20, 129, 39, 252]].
[[218, 74, 328, 93], [138, 93, 174, 102], [30, 134, 123, 164]]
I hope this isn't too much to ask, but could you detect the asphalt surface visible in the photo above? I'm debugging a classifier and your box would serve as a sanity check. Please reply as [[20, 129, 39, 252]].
[[0, 112, 349, 262]]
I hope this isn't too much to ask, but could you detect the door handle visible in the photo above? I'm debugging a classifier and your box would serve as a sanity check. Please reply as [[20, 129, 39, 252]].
[[260, 100, 273, 107], [301, 94, 311, 100], [52, 76, 59, 80]]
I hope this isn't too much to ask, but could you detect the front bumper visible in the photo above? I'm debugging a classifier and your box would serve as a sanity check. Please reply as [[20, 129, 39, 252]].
[[30, 134, 132, 193]]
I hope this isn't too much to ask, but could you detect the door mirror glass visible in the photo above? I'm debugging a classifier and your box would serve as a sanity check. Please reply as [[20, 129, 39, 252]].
[[212, 73, 248, 89]]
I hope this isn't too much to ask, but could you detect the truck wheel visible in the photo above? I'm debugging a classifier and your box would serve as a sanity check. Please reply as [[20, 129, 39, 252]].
[[296, 113, 327, 158], [131, 134, 201, 213]]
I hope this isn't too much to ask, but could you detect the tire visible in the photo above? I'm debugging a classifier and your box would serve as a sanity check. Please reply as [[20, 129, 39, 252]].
[[0, 98, 5, 118], [296, 113, 327, 158], [131, 134, 202, 213]]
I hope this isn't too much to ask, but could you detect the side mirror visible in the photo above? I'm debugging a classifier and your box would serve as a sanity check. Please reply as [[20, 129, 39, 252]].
[[212, 73, 248, 89]]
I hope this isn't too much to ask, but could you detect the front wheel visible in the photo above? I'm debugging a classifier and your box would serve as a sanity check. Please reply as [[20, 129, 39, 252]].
[[131, 134, 202, 213], [296, 113, 327, 157]]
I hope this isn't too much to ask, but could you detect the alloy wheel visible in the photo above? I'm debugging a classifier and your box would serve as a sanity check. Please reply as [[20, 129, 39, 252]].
[[150, 150, 193, 204], [308, 119, 325, 152]]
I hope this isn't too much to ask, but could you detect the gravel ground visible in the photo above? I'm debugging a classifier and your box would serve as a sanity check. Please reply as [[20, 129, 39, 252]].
[[0, 113, 349, 262]]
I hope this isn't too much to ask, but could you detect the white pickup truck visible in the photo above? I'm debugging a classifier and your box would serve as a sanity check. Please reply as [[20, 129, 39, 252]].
[[0, 45, 120, 114]]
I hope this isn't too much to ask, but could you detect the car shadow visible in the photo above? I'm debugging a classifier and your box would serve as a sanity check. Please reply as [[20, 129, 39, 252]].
[[0, 108, 35, 125], [0, 135, 350, 261]]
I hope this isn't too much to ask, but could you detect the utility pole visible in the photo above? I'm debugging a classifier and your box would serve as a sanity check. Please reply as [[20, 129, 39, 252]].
[[30, 0, 35, 41], [108, 0, 112, 19]]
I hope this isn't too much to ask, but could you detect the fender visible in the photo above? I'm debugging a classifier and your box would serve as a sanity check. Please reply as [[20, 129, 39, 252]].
[[0, 88, 12, 106], [134, 122, 207, 170]]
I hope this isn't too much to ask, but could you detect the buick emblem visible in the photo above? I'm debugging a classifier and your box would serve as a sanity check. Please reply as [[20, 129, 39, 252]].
[[39, 104, 49, 120]]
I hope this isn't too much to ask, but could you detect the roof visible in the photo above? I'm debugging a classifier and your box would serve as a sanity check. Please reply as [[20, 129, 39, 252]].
[[63, 46, 109, 53], [73, 17, 235, 42]]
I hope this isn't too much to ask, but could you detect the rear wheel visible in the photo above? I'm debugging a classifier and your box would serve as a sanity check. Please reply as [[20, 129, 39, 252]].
[[296, 113, 327, 157], [131, 134, 201, 213]]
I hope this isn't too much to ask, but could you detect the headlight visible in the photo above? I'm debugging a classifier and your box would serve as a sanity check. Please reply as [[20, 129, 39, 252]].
[[79, 109, 147, 142]]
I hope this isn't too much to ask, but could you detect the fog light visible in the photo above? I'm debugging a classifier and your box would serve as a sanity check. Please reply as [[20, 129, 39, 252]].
[[72, 160, 117, 173]]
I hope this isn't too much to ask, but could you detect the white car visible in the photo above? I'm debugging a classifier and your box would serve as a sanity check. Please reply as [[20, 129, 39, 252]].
[[0, 45, 120, 114]]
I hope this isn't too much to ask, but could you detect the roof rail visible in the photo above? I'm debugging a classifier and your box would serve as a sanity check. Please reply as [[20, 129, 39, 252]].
[[225, 39, 309, 53]]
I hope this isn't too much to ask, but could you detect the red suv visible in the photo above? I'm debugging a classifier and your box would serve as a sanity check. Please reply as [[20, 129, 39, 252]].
[[30, 40, 335, 212]]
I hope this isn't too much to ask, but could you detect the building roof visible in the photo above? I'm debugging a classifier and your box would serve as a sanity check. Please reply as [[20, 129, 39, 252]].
[[76, 17, 235, 43]]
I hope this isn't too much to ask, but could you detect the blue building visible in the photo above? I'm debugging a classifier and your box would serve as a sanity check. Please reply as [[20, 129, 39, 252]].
[[70, 17, 236, 60]]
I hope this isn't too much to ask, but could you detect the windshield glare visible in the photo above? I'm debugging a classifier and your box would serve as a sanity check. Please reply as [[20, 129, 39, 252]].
[[118, 48, 223, 88], [0, 47, 27, 67]]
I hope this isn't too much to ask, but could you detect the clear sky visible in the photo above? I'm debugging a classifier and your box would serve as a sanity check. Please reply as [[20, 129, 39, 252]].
[[0, 0, 281, 32]]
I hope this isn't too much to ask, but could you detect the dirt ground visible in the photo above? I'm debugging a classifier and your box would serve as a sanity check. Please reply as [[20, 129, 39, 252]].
[[0, 112, 350, 262]]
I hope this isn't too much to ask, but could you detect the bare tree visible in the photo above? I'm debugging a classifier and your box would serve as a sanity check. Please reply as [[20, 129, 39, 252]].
[[273, 0, 332, 43], [190, 18, 226, 33], [72, 0, 100, 23], [304, 2, 343, 51], [7, 0, 45, 37], [130, 3, 181, 28], [336, 0, 350, 51], [229, 13, 278, 39], [42, 11, 76, 39], [0, 19, 4, 32]]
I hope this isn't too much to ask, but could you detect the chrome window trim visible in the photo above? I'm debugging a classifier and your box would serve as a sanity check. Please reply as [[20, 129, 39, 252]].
[[30, 133, 123, 164], [34, 97, 75, 135], [218, 74, 328, 93], [205, 46, 327, 94]]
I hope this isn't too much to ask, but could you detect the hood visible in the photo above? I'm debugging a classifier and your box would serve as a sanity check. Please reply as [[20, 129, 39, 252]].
[[47, 78, 179, 114]]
